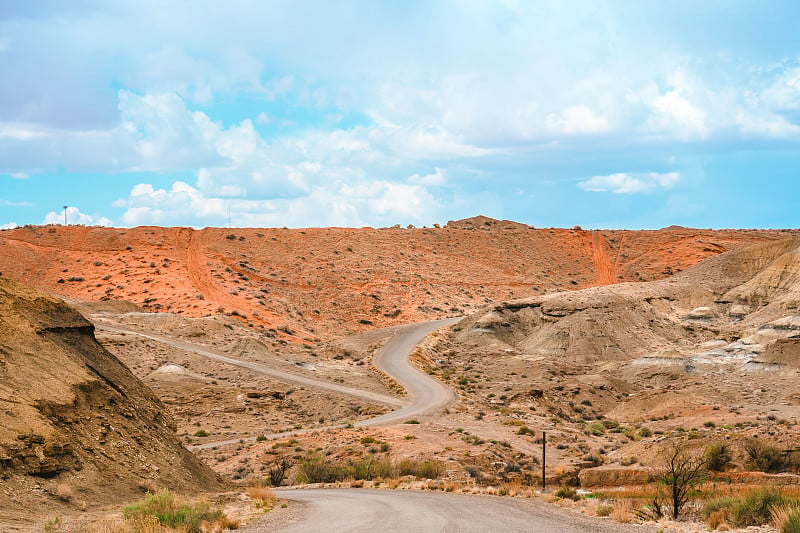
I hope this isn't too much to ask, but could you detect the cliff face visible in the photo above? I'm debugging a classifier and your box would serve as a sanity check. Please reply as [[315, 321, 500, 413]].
[[0, 222, 794, 342], [0, 279, 225, 521]]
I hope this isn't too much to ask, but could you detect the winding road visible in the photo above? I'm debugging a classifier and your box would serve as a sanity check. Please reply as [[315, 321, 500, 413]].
[[94, 316, 460, 447], [357, 317, 460, 426], [97, 316, 649, 532]]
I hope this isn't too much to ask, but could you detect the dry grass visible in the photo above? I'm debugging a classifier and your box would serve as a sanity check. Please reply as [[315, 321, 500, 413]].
[[772, 502, 800, 532], [610, 500, 635, 523], [245, 486, 276, 509], [55, 483, 74, 502]]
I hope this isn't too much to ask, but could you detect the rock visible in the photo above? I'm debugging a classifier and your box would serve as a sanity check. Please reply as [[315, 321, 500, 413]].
[[687, 306, 717, 319], [729, 304, 750, 318], [578, 466, 654, 487]]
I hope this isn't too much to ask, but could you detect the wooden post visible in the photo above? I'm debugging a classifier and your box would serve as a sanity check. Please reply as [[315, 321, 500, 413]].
[[541, 430, 546, 491]]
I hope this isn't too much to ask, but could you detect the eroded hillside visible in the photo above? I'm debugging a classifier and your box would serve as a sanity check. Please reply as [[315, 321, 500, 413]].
[[0, 279, 226, 527], [0, 218, 793, 343], [416, 238, 800, 479]]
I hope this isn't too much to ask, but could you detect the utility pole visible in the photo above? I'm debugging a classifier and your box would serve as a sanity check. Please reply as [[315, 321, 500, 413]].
[[63, 206, 68, 225], [541, 430, 546, 491]]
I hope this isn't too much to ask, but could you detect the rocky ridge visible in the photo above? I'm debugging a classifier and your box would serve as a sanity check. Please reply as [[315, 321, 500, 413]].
[[0, 279, 226, 525]]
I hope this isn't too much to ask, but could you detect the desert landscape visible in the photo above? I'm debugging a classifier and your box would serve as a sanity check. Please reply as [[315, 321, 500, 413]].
[[2, 219, 800, 531]]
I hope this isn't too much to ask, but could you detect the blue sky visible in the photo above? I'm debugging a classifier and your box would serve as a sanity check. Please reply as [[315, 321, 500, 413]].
[[1, 1, 800, 229]]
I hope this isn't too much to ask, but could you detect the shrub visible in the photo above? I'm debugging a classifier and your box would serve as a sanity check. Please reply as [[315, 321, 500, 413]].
[[658, 442, 708, 519], [246, 485, 276, 509], [733, 489, 786, 527], [705, 443, 732, 472], [773, 503, 800, 533], [193, 429, 209, 437], [554, 485, 580, 501], [596, 503, 613, 517], [268, 458, 291, 487], [584, 422, 606, 436], [295, 453, 346, 484], [348, 457, 393, 480], [396, 458, 445, 479], [121, 490, 232, 533], [703, 489, 787, 528], [745, 439, 790, 473]]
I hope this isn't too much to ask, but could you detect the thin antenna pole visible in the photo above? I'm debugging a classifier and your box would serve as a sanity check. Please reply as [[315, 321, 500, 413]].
[[542, 430, 546, 491], [63, 206, 68, 225]]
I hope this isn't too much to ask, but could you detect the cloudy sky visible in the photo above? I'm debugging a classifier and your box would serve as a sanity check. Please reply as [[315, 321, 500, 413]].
[[1, 1, 799, 229]]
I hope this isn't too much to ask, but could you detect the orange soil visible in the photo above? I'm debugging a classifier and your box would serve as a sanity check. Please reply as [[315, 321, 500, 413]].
[[0, 220, 794, 342]]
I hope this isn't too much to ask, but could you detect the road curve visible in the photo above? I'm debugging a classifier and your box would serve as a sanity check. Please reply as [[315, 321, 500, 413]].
[[242, 488, 654, 533], [94, 322, 404, 407], [93, 317, 460, 448], [358, 317, 461, 426]]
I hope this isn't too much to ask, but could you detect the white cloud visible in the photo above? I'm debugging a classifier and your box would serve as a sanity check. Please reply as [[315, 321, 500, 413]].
[[763, 66, 800, 111], [546, 105, 609, 135], [0, 123, 52, 140], [408, 168, 446, 186], [42, 206, 113, 226], [114, 178, 441, 229], [0, 222, 18, 230], [578, 172, 680, 194], [0, 199, 33, 207]]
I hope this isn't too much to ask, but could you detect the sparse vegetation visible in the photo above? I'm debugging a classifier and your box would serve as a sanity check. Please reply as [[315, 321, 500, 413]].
[[658, 442, 708, 520], [703, 488, 789, 528], [744, 439, 798, 473], [294, 452, 446, 484], [704, 442, 732, 472], [121, 490, 237, 532], [554, 485, 580, 501]]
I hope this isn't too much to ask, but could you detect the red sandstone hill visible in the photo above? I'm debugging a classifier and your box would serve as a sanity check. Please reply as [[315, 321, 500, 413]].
[[0, 218, 795, 342]]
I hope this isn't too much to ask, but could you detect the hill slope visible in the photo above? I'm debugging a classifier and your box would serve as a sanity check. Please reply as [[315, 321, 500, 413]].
[[0, 279, 225, 525], [0, 220, 793, 342], [417, 238, 800, 471]]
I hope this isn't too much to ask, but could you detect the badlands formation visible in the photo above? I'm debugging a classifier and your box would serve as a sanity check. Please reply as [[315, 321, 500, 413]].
[[1, 217, 800, 528]]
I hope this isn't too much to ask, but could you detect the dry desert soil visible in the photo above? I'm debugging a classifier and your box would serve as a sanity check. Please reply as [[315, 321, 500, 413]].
[[2, 217, 800, 532]]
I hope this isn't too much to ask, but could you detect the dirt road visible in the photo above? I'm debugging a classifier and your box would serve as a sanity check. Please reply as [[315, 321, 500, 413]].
[[358, 317, 460, 426], [95, 321, 405, 407], [94, 317, 460, 448], [242, 488, 656, 533]]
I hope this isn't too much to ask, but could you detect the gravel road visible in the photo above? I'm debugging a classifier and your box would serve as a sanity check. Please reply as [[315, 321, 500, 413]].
[[242, 488, 657, 533]]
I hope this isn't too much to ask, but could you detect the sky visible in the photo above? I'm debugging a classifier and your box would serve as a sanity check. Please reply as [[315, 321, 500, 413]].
[[1, 1, 800, 230]]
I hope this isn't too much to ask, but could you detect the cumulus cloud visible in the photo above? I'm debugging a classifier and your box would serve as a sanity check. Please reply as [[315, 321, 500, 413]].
[[578, 172, 680, 194], [42, 207, 113, 227], [0, 222, 18, 230], [114, 178, 440, 229], [2, 3, 800, 228]]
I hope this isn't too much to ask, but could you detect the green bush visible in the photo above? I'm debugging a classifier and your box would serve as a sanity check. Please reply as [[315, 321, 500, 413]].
[[295, 453, 347, 484], [396, 458, 446, 479], [348, 457, 393, 480], [584, 422, 606, 436], [554, 485, 580, 501], [122, 491, 225, 533], [734, 489, 786, 527], [703, 489, 787, 528]]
